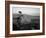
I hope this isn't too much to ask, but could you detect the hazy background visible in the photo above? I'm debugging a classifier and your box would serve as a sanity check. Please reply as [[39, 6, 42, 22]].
[[12, 7, 40, 16]]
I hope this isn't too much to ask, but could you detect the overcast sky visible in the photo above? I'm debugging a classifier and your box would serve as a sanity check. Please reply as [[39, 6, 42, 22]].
[[12, 7, 40, 16]]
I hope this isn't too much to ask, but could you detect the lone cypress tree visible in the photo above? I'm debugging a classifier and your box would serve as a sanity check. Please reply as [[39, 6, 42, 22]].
[[17, 11, 22, 25]]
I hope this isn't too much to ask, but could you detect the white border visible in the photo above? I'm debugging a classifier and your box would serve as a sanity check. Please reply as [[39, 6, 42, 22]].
[[10, 4, 43, 34]]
